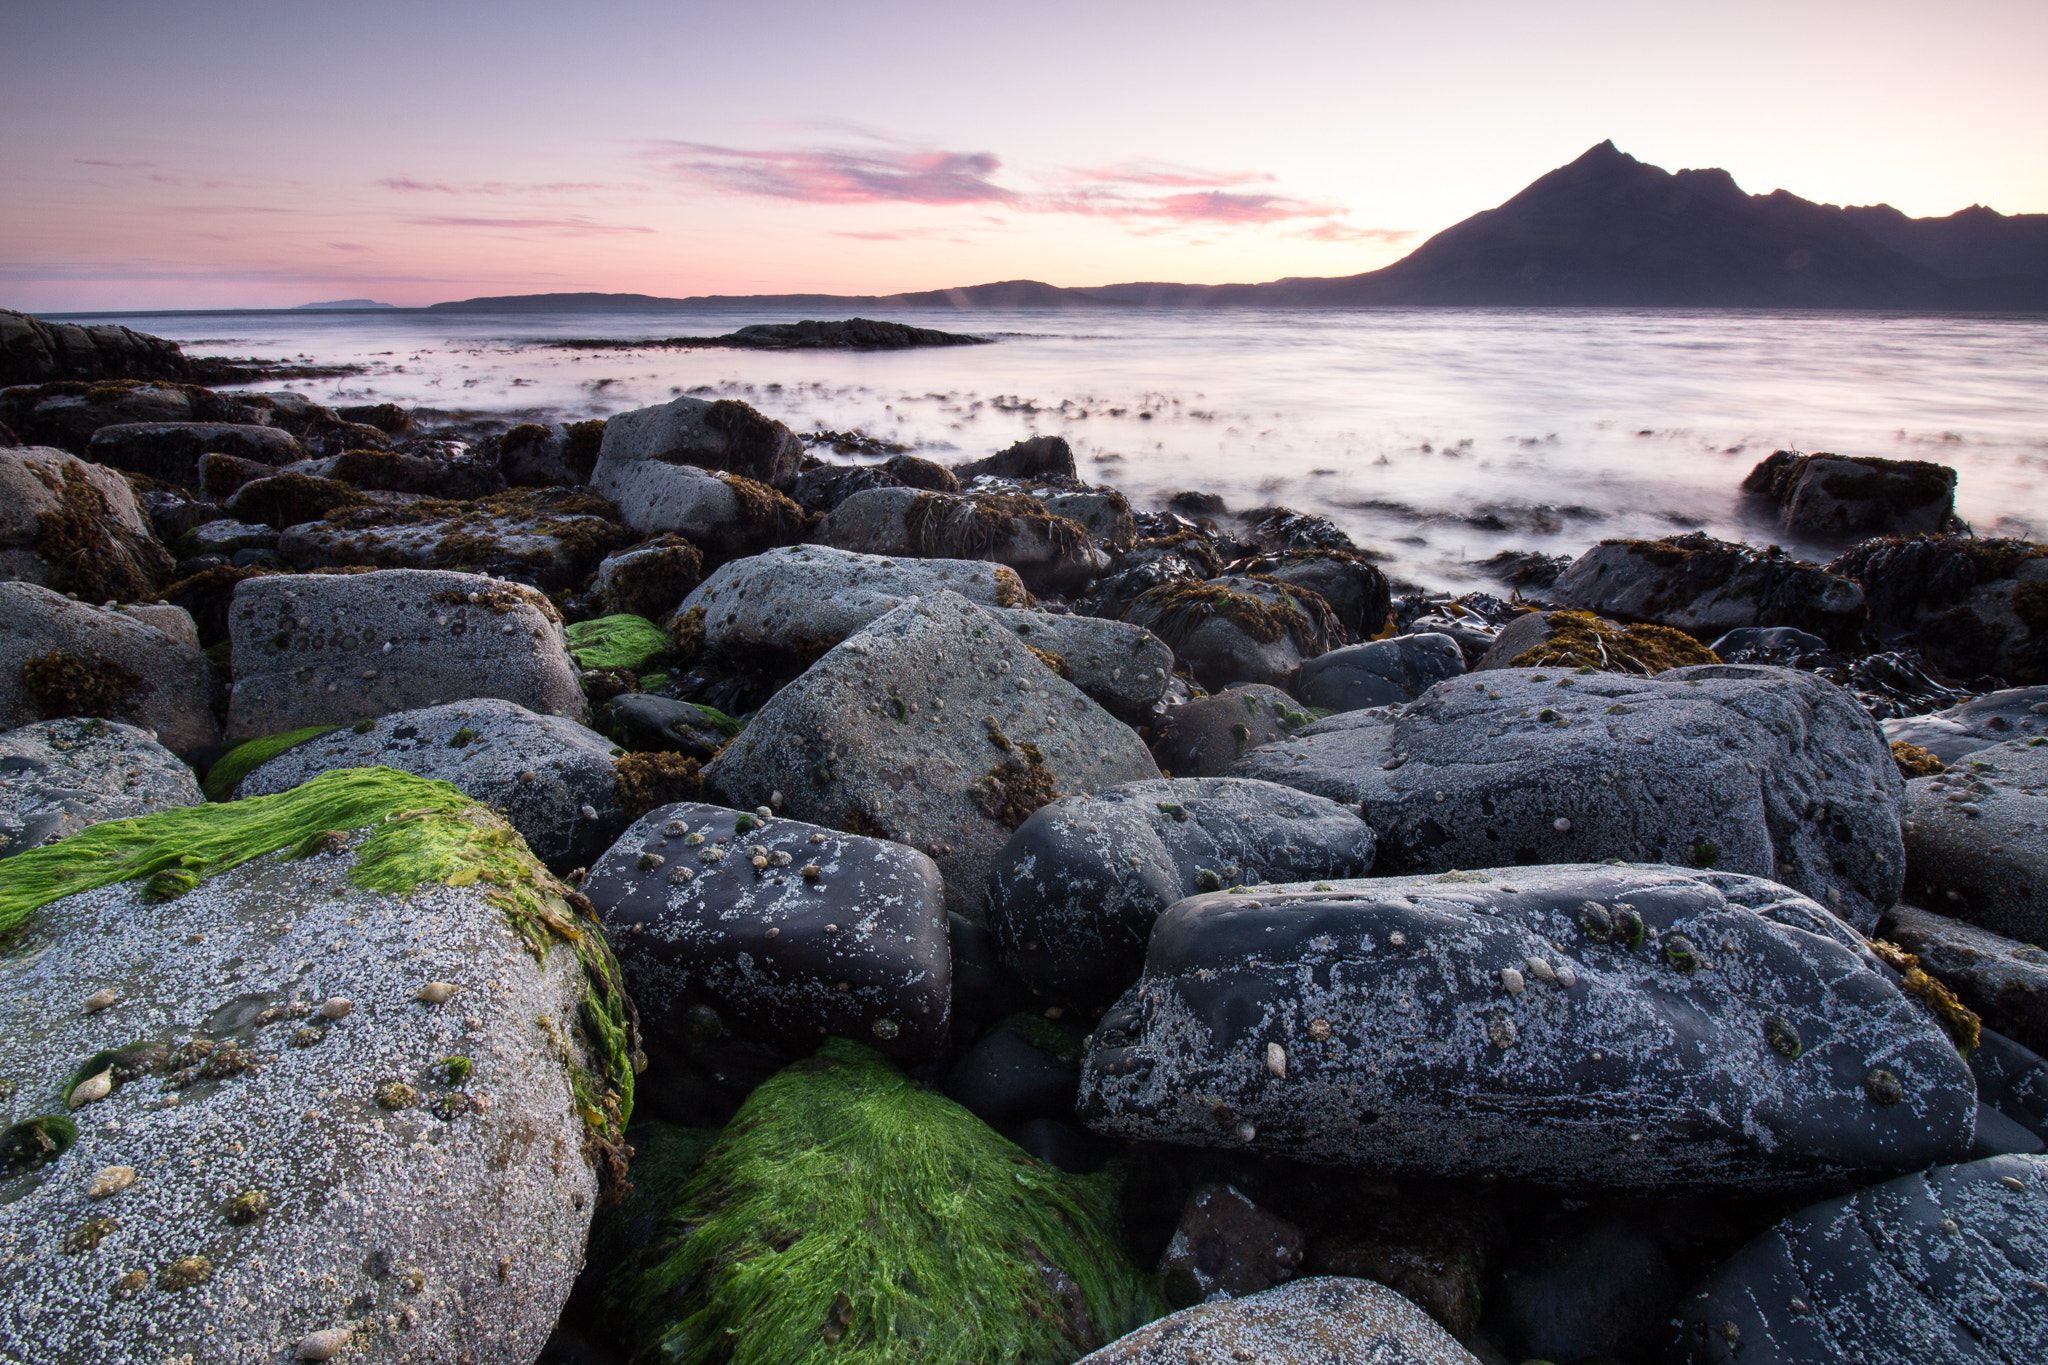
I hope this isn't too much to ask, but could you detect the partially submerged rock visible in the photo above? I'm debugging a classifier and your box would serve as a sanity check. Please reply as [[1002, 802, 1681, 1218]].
[[1901, 739, 2048, 943], [0, 718, 202, 858], [597, 1039, 1160, 1365], [0, 767, 636, 1364], [1075, 1277, 1477, 1365], [1076, 865, 1975, 1191], [1743, 450, 1961, 539], [1234, 664, 1905, 931], [1829, 534, 2048, 684], [1550, 533, 1866, 644], [0, 446, 174, 601], [0, 582, 219, 756], [953, 434, 1078, 484]]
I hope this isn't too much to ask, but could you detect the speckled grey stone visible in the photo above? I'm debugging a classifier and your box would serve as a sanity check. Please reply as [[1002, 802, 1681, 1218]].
[[0, 718, 201, 858], [985, 777, 1375, 999], [1231, 664, 1904, 932], [705, 591, 1160, 916], [1901, 739, 2048, 944], [225, 570, 585, 739], [995, 610, 1177, 714], [583, 802, 949, 1061], [232, 699, 624, 873], [594, 394, 803, 491], [1075, 1276, 1478, 1365], [0, 834, 605, 1363], [679, 544, 1029, 654], [0, 581, 220, 756], [1076, 864, 1975, 1191], [1668, 1154, 2048, 1364], [1293, 633, 1465, 713], [591, 458, 758, 545], [0, 446, 173, 599], [1885, 686, 2048, 764], [814, 486, 1106, 597]]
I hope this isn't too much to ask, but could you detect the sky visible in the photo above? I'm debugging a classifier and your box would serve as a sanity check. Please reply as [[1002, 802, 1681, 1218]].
[[3, 0, 2044, 311]]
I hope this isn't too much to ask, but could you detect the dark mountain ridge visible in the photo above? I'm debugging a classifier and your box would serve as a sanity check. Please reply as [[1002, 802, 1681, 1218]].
[[424, 143, 2048, 313]]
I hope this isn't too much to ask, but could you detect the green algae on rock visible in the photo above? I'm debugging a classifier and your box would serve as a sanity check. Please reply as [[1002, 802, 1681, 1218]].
[[605, 1040, 1162, 1365], [199, 725, 338, 801], [566, 613, 676, 674]]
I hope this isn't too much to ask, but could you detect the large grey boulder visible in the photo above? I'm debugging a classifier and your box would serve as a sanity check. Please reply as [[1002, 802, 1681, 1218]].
[[225, 570, 586, 738], [1076, 865, 1976, 1191], [594, 395, 804, 490], [277, 488, 632, 591], [1293, 632, 1465, 712], [1901, 739, 2048, 943], [985, 777, 1376, 999], [814, 486, 1105, 597], [678, 544, 1030, 655], [1669, 1154, 2048, 1365], [993, 609, 1177, 715], [1884, 686, 2048, 763], [0, 581, 219, 756], [1233, 664, 1905, 932], [86, 421, 303, 486], [590, 456, 802, 551], [1550, 533, 1866, 644], [1076, 1277, 1478, 1365], [582, 801, 951, 1062], [0, 446, 173, 602], [705, 591, 1160, 914], [1743, 450, 1961, 540], [0, 768, 633, 1365], [232, 699, 625, 873], [1122, 574, 1346, 691], [0, 717, 201, 858]]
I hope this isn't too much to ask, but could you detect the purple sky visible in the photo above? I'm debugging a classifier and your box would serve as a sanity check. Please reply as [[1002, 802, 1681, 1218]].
[[4, 0, 2043, 309]]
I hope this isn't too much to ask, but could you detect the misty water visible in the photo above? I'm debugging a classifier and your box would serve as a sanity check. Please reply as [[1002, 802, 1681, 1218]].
[[56, 305, 2048, 592]]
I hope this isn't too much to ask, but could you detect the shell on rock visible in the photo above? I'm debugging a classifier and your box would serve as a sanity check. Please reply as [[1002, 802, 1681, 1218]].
[[1499, 967, 1526, 994], [296, 1328, 351, 1360], [67, 1070, 112, 1109], [319, 997, 353, 1020], [416, 982, 458, 1004], [1265, 1042, 1287, 1079], [83, 988, 119, 1013], [87, 1166, 137, 1199]]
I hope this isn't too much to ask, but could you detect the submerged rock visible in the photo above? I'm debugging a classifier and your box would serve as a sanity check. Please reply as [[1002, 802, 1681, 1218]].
[[1550, 533, 1866, 644], [0, 718, 202, 858], [1901, 739, 2048, 943], [1669, 1154, 2048, 1364], [0, 446, 174, 602], [596, 1039, 1160, 1365], [1076, 1277, 1477, 1365], [0, 767, 636, 1365], [583, 802, 950, 1063], [1743, 450, 1961, 539], [0, 581, 219, 756], [1233, 664, 1905, 931], [1076, 864, 1975, 1191]]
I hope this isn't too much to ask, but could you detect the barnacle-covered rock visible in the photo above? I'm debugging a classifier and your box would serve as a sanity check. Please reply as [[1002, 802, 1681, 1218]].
[[1901, 739, 2048, 944], [816, 486, 1105, 597], [0, 718, 201, 858], [1076, 1277, 1476, 1365], [1076, 864, 1975, 1192], [1122, 574, 1345, 691]]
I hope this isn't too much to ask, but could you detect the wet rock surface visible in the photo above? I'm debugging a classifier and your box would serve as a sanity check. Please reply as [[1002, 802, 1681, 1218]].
[[1550, 533, 1866, 644], [583, 801, 950, 1062], [0, 718, 202, 858], [1880, 903, 2048, 1056], [1743, 450, 1961, 539], [1234, 664, 1905, 931], [1149, 684, 1319, 778], [0, 581, 219, 756], [592, 693, 739, 760], [1294, 632, 1466, 712], [225, 569, 586, 738], [705, 591, 1160, 915], [1900, 739, 2048, 943], [985, 777, 1376, 1000], [1075, 1277, 1479, 1365], [1884, 685, 2048, 762], [1669, 1154, 2048, 1365], [1077, 864, 1975, 1191]]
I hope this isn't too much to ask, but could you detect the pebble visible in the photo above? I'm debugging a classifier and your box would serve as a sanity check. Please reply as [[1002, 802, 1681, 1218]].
[[319, 997, 352, 1020], [83, 988, 118, 1013]]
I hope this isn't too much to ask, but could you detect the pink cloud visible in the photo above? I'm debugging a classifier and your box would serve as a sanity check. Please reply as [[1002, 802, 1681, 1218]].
[[1057, 161, 1276, 189], [75, 158, 156, 169], [1295, 222, 1417, 244], [379, 176, 639, 196], [403, 215, 655, 235], [647, 141, 1015, 206]]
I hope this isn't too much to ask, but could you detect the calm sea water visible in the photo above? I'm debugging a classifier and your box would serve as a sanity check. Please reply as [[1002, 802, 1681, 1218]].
[[51, 306, 2048, 592]]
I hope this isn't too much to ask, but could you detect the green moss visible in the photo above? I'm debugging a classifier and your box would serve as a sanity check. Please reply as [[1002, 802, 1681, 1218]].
[[200, 726, 338, 801], [567, 614, 676, 673], [0, 767, 635, 1180], [606, 1041, 1162, 1365]]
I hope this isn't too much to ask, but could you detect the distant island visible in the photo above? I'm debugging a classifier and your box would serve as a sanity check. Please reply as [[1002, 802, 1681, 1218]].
[[294, 298, 397, 310], [425, 143, 2048, 314]]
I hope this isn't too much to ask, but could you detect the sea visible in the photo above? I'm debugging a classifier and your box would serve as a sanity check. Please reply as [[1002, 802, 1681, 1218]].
[[47, 305, 2048, 593]]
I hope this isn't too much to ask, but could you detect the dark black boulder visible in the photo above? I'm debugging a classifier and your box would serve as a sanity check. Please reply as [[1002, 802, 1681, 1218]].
[[1292, 632, 1465, 713]]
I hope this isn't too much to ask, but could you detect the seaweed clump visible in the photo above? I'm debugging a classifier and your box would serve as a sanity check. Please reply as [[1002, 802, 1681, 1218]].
[[1890, 740, 1947, 779], [1122, 577, 1341, 656], [975, 720, 1060, 829], [599, 1040, 1161, 1365], [20, 649, 147, 722], [566, 614, 676, 674], [1869, 939, 1982, 1052], [1510, 611, 1720, 675], [200, 725, 339, 801], [27, 457, 174, 601], [904, 491, 1084, 561], [614, 752, 707, 821]]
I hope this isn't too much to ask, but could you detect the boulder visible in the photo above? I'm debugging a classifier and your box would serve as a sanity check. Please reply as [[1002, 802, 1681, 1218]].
[[1075, 1277, 1478, 1365], [985, 777, 1376, 1000], [195, 451, 279, 501], [1150, 684, 1319, 778], [114, 602, 200, 651], [594, 1039, 1160, 1365], [583, 801, 950, 1061], [179, 519, 279, 559], [224, 569, 585, 739], [278, 488, 633, 591], [1828, 534, 2048, 684], [678, 544, 1030, 657], [1550, 533, 1866, 645], [0, 446, 174, 601], [1743, 449, 1961, 539], [815, 486, 1103, 597], [704, 592, 1160, 915], [994, 609, 1177, 715], [498, 418, 604, 487], [1475, 608, 1720, 673], [0, 767, 636, 1365], [223, 471, 368, 530], [1294, 633, 1465, 712], [594, 395, 803, 491], [0, 581, 218, 755], [1045, 488, 1136, 547], [86, 421, 303, 486], [879, 453, 959, 491], [0, 717, 202, 858], [943, 1018, 1083, 1131], [1122, 575, 1345, 691], [1232, 664, 1905, 931], [1668, 1155, 2048, 1365], [313, 445, 505, 500], [230, 699, 625, 873], [1156, 1184, 1304, 1307], [0, 309, 190, 386], [1076, 865, 1976, 1190], [953, 434, 1077, 484], [1880, 903, 2048, 1056], [587, 535, 703, 618], [1900, 739, 2048, 943], [592, 694, 740, 761], [1884, 686, 2048, 763], [1227, 550, 1392, 640], [591, 455, 804, 552], [791, 461, 901, 513]]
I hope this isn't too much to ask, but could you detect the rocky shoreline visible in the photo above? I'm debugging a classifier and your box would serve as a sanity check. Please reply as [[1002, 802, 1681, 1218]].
[[2, 313, 2046, 1365]]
